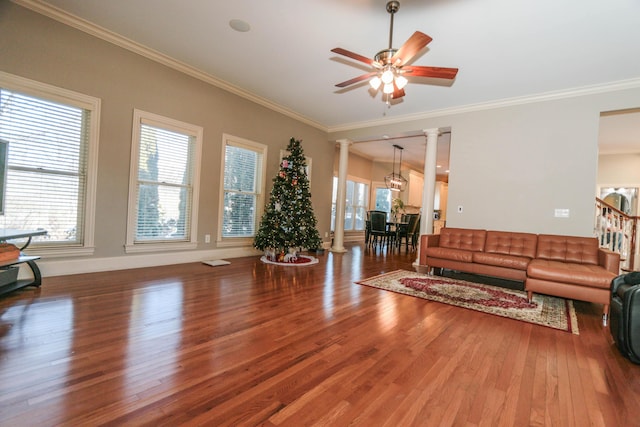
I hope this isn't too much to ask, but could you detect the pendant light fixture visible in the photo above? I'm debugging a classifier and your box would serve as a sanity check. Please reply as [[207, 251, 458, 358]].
[[385, 144, 407, 192]]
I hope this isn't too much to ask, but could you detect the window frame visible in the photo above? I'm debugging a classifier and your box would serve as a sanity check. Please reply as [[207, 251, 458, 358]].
[[217, 133, 267, 247], [371, 181, 393, 220], [125, 109, 202, 253], [0, 71, 100, 257], [331, 175, 370, 232]]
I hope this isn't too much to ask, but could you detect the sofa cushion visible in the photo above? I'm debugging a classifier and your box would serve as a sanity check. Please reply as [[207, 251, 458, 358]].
[[473, 252, 531, 271], [527, 258, 615, 289], [484, 231, 537, 258], [536, 234, 599, 265], [426, 247, 474, 263], [439, 228, 486, 252]]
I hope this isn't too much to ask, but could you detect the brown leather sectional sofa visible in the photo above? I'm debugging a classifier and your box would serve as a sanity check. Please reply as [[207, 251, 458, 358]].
[[418, 228, 621, 325]]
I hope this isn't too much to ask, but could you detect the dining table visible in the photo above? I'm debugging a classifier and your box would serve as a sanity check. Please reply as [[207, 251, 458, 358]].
[[386, 220, 408, 248]]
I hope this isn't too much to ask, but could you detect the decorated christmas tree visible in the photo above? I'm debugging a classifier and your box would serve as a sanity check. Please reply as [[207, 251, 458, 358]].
[[254, 137, 322, 261]]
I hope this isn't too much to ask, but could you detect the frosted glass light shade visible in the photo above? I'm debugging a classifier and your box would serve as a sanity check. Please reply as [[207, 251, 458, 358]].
[[383, 83, 394, 94], [395, 75, 408, 89], [369, 76, 382, 90], [381, 69, 394, 84]]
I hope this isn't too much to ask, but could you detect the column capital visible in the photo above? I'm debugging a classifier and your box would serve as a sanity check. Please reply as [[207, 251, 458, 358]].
[[336, 138, 352, 147], [422, 128, 439, 138]]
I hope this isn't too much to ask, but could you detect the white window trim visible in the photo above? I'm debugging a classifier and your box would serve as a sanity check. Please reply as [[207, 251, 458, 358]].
[[0, 71, 100, 257], [125, 109, 202, 253], [217, 133, 267, 247], [332, 175, 370, 232]]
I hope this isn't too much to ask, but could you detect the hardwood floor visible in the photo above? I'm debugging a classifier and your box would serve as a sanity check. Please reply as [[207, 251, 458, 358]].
[[1, 244, 639, 426]]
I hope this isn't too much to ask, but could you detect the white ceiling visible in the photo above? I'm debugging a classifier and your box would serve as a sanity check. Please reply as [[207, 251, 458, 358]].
[[21, 0, 640, 170]]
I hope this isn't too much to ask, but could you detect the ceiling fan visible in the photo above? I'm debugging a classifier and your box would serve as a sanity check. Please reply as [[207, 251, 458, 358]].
[[331, 1, 458, 101]]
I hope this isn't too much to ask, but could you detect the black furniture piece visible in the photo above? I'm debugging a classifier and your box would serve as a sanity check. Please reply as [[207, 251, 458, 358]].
[[365, 210, 387, 246], [368, 211, 392, 248], [610, 272, 640, 364], [396, 213, 420, 252], [0, 229, 47, 297]]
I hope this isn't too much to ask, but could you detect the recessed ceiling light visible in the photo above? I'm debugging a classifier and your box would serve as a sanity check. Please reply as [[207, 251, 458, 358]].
[[229, 19, 251, 32], [436, 165, 441, 168]]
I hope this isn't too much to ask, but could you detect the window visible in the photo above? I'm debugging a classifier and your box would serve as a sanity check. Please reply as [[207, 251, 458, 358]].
[[218, 134, 267, 245], [331, 177, 369, 231], [373, 185, 392, 219], [126, 110, 202, 252], [0, 72, 100, 256]]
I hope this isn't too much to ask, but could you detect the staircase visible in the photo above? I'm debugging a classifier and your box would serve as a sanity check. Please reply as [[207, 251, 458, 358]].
[[595, 198, 639, 271]]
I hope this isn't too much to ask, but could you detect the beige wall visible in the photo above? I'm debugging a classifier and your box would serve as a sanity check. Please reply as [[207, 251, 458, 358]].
[[0, 3, 334, 274], [331, 88, 640, 237], [598, 153, 640, 214], [333, 149, 373, 181], [598, 153, 640, 187]]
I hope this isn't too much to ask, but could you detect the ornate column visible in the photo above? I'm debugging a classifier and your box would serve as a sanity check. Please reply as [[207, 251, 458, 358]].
[[415, 128, 439, 266], [331, 139, 351, 253]]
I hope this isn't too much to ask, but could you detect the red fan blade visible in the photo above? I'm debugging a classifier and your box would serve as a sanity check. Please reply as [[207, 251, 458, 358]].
[[403, 65, 458, 80], [390, 31, 432, 66], [335, 72, 377, 88], [331, 48, 374, 66], [391, 83, 405, 99]]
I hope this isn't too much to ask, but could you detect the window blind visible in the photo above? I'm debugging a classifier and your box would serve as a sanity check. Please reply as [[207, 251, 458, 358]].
[[222, 144, 259, 237], [135, 124, 194, 242], [0, 89, 89, 245]]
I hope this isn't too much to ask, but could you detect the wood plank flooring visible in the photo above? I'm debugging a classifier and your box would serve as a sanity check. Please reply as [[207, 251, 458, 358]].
[[1, 244, 639, 426]]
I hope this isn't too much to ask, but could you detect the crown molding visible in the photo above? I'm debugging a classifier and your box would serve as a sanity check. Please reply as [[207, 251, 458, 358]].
[[12, 0, 328, 132], [327, 77, 640, 133], [12, 1, 640, 135]]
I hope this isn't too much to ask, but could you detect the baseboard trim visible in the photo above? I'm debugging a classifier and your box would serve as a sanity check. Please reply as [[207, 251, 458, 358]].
[[32, 247, 262, 278]]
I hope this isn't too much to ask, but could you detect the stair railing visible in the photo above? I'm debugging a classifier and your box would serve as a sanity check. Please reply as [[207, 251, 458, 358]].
[[595, 197, 639, 271]]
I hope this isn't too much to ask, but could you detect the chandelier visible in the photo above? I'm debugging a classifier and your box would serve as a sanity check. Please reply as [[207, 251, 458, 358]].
[[385, 144, 407, 192]]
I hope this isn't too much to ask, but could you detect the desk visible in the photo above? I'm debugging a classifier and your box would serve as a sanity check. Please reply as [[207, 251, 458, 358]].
[[0, 228, 47, 296]]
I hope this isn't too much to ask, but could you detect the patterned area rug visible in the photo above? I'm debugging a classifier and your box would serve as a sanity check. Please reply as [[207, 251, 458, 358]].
[[356, 270, 579, 334]]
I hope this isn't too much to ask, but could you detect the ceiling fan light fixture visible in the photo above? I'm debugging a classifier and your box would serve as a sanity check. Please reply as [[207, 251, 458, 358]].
[[370, 76, 382, 90], [331, 0, 458, 103], [381, 68, 394, 84], [395, 75, 408, 89]]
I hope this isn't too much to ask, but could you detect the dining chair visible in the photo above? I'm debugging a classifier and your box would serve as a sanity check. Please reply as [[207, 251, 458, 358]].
[[369, 210, 391, 248], [396, 213, 420, 251], [409, 215, 421, 250]]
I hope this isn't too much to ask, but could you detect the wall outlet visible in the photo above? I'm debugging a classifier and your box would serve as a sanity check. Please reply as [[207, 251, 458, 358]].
[[554, 209, 570, 218], [325, 231, 328, 238], [457, 205, 463, 213], [205, 234, 211, 243]]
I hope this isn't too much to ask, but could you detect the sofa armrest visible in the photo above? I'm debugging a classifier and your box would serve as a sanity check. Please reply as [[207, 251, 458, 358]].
[[419, 234, 441, 265], [598, 248, 620, 274]]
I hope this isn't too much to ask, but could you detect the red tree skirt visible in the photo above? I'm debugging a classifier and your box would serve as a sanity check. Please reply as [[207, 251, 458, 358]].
[[260, 255, 319, 266]]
